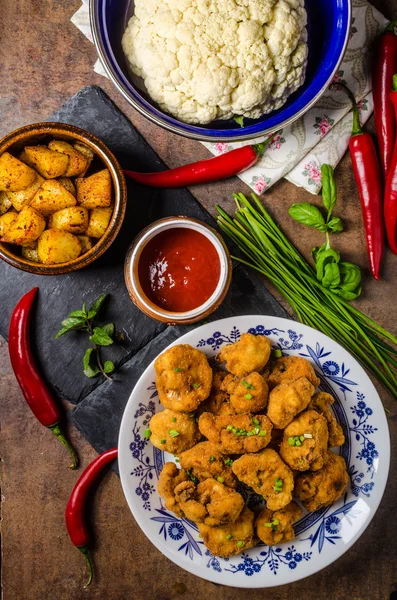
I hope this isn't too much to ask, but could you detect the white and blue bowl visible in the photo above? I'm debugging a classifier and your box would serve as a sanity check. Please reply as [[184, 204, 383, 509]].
[[90, 0, 351, 142]]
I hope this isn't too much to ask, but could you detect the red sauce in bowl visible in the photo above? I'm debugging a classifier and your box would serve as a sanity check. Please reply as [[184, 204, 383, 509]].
[[138, 228, 221, 312]]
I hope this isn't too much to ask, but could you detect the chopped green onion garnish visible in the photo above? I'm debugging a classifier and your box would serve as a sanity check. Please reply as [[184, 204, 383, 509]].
[[304, 433, 313, 439], [299, 435, 305, 442], [244, 393, 253, 400], [253, 427, 260, 434], [252, 417, 260, 426], [192, 383, 200, 389], [188, 412, 195, 418], [209, 455, 215, 463], [274, 478, 283, 492], [226, 534, 232, 540], [161, 439, 166, 444], [273, 349, 282, 358], [144, 429, 151, 439], [186, 470, 199, 484], [288, 437, 295, 446], [175, 458, 180, 462], [224, 458, 233, 466], [246, 431, 254, 437], [217, 476, 224, 483], [263, 522, 273, 528], [295, 440, 302, 446], [258, 430, 267, 437], [174, 367, 183, 372], [272, 519, 279, 526], [172, 417, 177, 423], [169, 429, 180, 438], [236, 540, 245, 548], [226, 424, 233, 431]]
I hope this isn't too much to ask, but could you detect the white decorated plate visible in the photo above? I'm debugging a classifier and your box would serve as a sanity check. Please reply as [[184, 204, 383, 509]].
[[118, 316, 390, 588]]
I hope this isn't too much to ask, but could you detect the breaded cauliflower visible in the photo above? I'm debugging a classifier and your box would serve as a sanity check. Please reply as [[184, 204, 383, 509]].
[[267, 376, 315, 429], [217, 333, 272, 377], [198, 507, 256, 557], [149, 409, 201, 454], [280, 409, 329, 471], [158, 462, 189, 516], [198, 371, 236, 416], [255, 501, 302, 545], [294, 451, 349, 512], [267, 355, 320, 389], [198, 413, 273, 454], [154, 344, 212, 412], [174, 478, 245, 526], [179, 441, 237, 488], [308, 392, 345, 448], [232, 448, 294, 510], [222, 372, 269, 413]]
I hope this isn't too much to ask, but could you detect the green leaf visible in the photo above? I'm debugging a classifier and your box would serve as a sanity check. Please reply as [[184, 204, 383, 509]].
[[89, 326, 114, 346], [321, 164, 337, 220], [69, 310, 86, 318], [322, 262, 341, 288], [88, 294, 107, 318], [339, 262, 362, 291], [83, 347, 94, 370], [334, 287, 362, 300], [102, 323, 115, 337], [289, 202, 326, 231], [55, 327, 70, 339], [327, 216, 344, 233], [82, 302, 87, 315], [315, 248, 340, 281], [83, 348, 100, 378], [234, 115, 245, 127], [311, 243, 327, 264], [61, 316, 87, 330], [103, 361, 115, 374]]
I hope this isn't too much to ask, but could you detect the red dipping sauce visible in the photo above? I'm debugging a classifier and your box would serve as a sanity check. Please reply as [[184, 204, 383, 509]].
[[138, 228, 221, 312]]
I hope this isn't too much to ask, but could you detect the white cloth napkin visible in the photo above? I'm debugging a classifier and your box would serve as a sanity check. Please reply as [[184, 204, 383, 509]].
[[71, 0, 387, 194]]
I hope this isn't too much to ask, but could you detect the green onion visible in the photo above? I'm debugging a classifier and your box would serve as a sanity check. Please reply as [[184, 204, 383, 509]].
[[295, 440, 302, 447], [241, 380, 255, 390], [288, 437, 295, 446], [217, 476, 224, 483], [226, 534, 233, 540], [299, 435, 305, 442], [273, 349, 282, 358], [175, 457, 179, 462], [236, 540, 245, 548], [188, 412, 195, 418], [209, 455, 215, 463], [258, 430, 267, 437], [186, 470, 199, 484], [192, 383, 200, 389], [252, 417, 260, 425], [224, 458, 233, 466], [169, 429, 180, 438], [244, 393, 253, 400], [272, 519, 279, 526], [263, 522, 273, 528], [226, 424, 233, 431], [174, 367, 182, 372], [274, 477, 283, 492], [304, 433, 313, 439], [161, 439, 166, 444], [172, 417, 177, 423], [216, 194, 397, 400], [144, 429, 151, 439]]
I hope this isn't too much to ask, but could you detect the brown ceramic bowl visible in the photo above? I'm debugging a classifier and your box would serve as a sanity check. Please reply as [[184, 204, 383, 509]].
[[0, 122, 127, 275]]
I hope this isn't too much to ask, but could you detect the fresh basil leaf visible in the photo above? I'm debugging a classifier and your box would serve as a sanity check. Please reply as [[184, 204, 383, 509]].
[[339, 262, 362, 291], [103, 360, 115, 374], [102, 323, 115, 337], [234, 115, 245, 127], [334, 287, 362, 301], [321, 164, 337, 220], [88, 294, 107, 318], [61, 316, 87, 329], [83, 347, 100, 378], [315, 248, 340, 281], [311, 243, 327, 264], [289, 203, 326, 231], [322, 262, 341, 288], [55, 327, 70, 339], [69, 310, 86, 318], [89, 326, 114, 346], [327, 216, 344, 233]]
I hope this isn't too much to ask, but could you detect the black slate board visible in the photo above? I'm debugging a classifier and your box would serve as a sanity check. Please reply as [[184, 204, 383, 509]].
[[0, 85, 289, 453]]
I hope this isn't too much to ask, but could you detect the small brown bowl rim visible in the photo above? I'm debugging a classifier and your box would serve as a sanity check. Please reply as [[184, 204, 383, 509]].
[[0, 122, 127, 275]]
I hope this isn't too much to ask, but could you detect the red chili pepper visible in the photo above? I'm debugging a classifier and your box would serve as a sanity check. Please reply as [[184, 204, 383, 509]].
[[65, 447, 118, 587], [385, 74, 397, 254], [8, 287, 78, 467], [336, 84, 384, 279], [372, 21, 397, 181], [124, 137, 275, 188]]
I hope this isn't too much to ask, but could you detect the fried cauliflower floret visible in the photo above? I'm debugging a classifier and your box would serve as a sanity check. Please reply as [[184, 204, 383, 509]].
[[179, 441, 237, 488], [222, 372, 269, 413], [149, 409, 201, 454], [308, 392, 345, 447], [174, 478, 244, 526], [280, 409, 329, 471], [232, 449, 294, 510], [197, 371, 237, 416], [158, 462, 189, 517], [154, 344, 212, 412], [198, 507, 256, 558], [198, 413, 273, 454], [267, 356, 320, 389], [267, 376, 315, 429], [294, 451, 349, 512], [217, 333, 272, 377], [255, 501, 302, 545]]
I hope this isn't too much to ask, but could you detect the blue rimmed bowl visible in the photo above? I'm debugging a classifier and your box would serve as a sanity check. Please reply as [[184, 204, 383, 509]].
[[90, 0, 351, 142]]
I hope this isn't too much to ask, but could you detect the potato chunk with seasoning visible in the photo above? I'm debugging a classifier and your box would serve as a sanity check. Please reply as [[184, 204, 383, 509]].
[[294, 451, 349, 512], [30, 179, 77, 216], [222, 372, 269, 413], [267, 355, 320, 389], [308, 392, 345, 447], [198, 507, 255, 558], [21, 244, 40, 263], [76, 169, 112, 209], [86, 207, 113, 238], [0, 152, 37, 191], [6, 173, 44, 211], [37, 229, 82, 264], [232, 449, 294, 511], [48, 206, 89, 234], [76, 235, 93, 254], [2, 207, 45, 246], [0, 191, 12, 215], [198, 413, 272, 454], [158, 462, 189, 517], [149, 409, 201, 454], [154, 344, 213, 412], [179, 441, 237, 488], [48, 140, 89, 177], [267, 376, 315, 429], [174, 478, 244, 526], [255, 502, 302, 546], [0, 210, 18, 238], [217, 333, 272, 377], [58, 177, 76, 197], [280, 409, 329, 471], [24, 145, 69, 179]]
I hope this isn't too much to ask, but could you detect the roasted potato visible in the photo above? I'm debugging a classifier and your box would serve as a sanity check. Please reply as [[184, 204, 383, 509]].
[[73, 142, 94, 176], [2, 207, 46, 245], [21, 244, 40, 262], [0, 210, 18, 238], [30, 179, 77, 216], [76, 169, 112, 209], [76, 235, 94, 253], [86, 207, 113, 238], [24, 145, 69, 179], [6, 173, 44, 211], [48, 140, 88, 177], [0, 191, 12, 215], [0, 152, 37, 192], [37, 229, 82, 264], [58, 177, 76, 197], [48, 206, 89, 234]]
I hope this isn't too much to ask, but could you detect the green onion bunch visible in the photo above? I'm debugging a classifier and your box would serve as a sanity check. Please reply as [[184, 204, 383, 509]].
[[217, 193, 397, 400]]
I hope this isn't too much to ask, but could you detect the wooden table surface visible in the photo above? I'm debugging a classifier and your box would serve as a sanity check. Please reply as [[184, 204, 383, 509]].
[[1, 1, 397, 599]]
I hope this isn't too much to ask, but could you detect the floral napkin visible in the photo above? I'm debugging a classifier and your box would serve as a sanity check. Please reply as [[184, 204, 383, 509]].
[[71, 0, 387, 195]]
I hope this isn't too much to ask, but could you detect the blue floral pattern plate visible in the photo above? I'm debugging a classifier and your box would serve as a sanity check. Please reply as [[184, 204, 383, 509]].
[[118, 316, 390, 588]]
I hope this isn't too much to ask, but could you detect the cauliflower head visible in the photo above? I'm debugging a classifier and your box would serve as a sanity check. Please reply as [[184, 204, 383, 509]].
[[122, 0, 308, 124]]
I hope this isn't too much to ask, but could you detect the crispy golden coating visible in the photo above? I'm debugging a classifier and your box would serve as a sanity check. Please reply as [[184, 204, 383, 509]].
[[149, 409, 201, 454], [222, 372, 269, 414], [308, 392, 345, 448], [198, 507, 256, 558], [197, 371, 236, 416], [294, 451, 349, 512], [154, 344, 213, 412], [255, 502, 302, 546], [267, 356, 320, 389], [280, 409, 329, 471], [179, 441, 237, 488], [232, 449, 294, 510], [267, 377, 315, 429], [158, 462, 189, 517], [174, 478, 245, 526], [217, 333, 272, 377], [198, 413, 273, 454]]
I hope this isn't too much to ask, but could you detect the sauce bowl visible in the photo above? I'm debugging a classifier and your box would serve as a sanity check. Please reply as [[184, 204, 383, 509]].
[[124, 217, 232, 324]]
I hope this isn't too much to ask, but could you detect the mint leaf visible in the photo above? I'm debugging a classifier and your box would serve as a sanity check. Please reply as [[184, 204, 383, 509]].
[[103, 360, 115, 374], [55, 327, 70, 339], [61, 316, 87, 330], [89, 327, 114, 346], [102, 323, 115, 337], [234, 115, 245, 128], [88, 294, 107, 318], [83, 348, 100, 378], [69, 310, 86, 318]]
